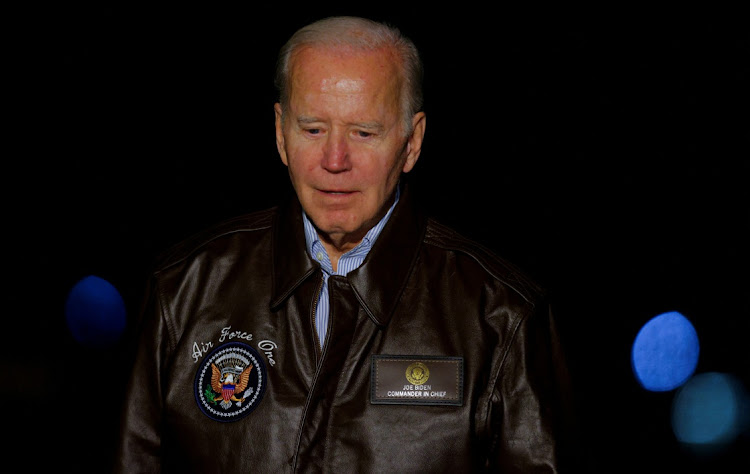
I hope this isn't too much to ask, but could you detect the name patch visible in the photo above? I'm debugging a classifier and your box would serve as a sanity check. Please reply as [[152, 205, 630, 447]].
[[371, 355, 463, 406]]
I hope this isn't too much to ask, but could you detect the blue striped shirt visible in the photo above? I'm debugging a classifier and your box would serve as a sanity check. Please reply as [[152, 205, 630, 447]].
[[303, 186, 400, 347]]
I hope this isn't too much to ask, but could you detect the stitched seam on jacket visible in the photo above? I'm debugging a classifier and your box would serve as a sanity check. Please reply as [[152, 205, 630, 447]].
[[154, 277, 178, 358], [423, 225, 540, 304], [486, 304, 529, 460], [155, 208, 276, 272]]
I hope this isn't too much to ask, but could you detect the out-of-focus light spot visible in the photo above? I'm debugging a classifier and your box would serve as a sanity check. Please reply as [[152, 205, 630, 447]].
[[672, 372, 750, 457], [65, 275, 127, 348], [631, 311, 699, 391]]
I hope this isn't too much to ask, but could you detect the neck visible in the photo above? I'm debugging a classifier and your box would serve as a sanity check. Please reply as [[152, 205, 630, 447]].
[[318, 232, 363, 273]]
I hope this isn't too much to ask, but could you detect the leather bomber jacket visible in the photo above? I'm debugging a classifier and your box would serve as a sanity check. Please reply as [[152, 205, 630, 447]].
[[114, 185, 579, 473]]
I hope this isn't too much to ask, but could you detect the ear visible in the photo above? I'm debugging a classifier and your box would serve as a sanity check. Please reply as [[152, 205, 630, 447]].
[[401, 112, 426, 173], [274, 103, 289, 167]]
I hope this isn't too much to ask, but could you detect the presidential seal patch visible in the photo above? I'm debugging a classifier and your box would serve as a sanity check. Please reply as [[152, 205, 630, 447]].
[[405, 361, 430, 386], [194, 341, 267, 422]]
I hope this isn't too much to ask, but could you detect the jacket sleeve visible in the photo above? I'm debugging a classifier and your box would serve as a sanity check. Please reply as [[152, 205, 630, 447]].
[[113, 275, 171, 473], [488, 301, 584, 473]]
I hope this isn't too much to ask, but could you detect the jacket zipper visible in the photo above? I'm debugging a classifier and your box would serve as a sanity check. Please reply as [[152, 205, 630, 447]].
[[292, 273, 326, 471]]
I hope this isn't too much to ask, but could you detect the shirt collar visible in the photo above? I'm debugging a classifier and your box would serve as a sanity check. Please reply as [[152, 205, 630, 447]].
[[302, 185, 400, 274], [270, 182, 426, 328]]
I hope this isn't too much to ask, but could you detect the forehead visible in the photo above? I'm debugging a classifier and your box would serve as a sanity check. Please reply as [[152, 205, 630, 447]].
[[288, 45, 402, 102]]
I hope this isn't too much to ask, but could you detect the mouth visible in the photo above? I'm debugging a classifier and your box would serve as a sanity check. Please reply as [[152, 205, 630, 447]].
[[319, 189, 355, 195]]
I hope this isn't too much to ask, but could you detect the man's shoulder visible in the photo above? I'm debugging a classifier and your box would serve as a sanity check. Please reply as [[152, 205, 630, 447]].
[[423, 218, 544, 302], [154, 206, 279, 272]]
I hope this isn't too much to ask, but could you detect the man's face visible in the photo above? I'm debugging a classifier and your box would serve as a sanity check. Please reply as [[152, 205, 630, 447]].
[[275, 45, 425, 249]]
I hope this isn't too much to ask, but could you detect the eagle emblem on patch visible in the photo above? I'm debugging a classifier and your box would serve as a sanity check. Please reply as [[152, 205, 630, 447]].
[[194, 341, 266, 422]]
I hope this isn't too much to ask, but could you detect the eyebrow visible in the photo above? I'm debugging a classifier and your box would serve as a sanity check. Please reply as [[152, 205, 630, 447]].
[[353, 121, 385, 132], [296, 116, 322, 125]]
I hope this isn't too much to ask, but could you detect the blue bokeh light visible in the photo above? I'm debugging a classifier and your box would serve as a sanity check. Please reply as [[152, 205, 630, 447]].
[[631, 311, 700, 392], [672, 371, 750, 457], [65, 275, 127, 348]]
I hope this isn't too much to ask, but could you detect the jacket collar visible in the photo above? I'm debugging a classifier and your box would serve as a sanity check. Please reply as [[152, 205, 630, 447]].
[[270, 183, 427, 328]]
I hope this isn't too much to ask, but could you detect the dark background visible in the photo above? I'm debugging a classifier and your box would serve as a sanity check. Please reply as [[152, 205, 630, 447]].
[[7, 5, 749, 473]]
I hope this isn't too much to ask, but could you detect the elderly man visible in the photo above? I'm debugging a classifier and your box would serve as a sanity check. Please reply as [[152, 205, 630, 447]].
[[115, 16, 580, 473]]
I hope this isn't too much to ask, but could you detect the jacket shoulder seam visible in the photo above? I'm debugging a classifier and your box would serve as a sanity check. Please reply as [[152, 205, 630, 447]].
[[154, 207, 277, 273], [423, 219, 543, 303]]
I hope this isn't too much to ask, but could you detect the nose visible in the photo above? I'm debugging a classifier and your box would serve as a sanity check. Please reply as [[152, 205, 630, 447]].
[[321, 131, 351, 173]]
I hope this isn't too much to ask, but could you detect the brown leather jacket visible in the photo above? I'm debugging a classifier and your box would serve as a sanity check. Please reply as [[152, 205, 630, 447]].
[[114, 185, 580, 473]]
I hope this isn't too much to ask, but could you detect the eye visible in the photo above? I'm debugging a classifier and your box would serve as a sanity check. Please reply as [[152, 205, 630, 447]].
[[305, 128, 322, 135], [355, 130, 373, 138]]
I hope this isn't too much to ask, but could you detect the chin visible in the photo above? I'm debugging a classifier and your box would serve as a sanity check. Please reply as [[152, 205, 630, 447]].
[[318, 220, 360, 237], [312, 215, 367, 240]]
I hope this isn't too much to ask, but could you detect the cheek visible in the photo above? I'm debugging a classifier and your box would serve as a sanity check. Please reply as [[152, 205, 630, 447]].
[[362, 154, 402, 185], [384, 156, 407, 183], [286, 144, 319, 173]]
